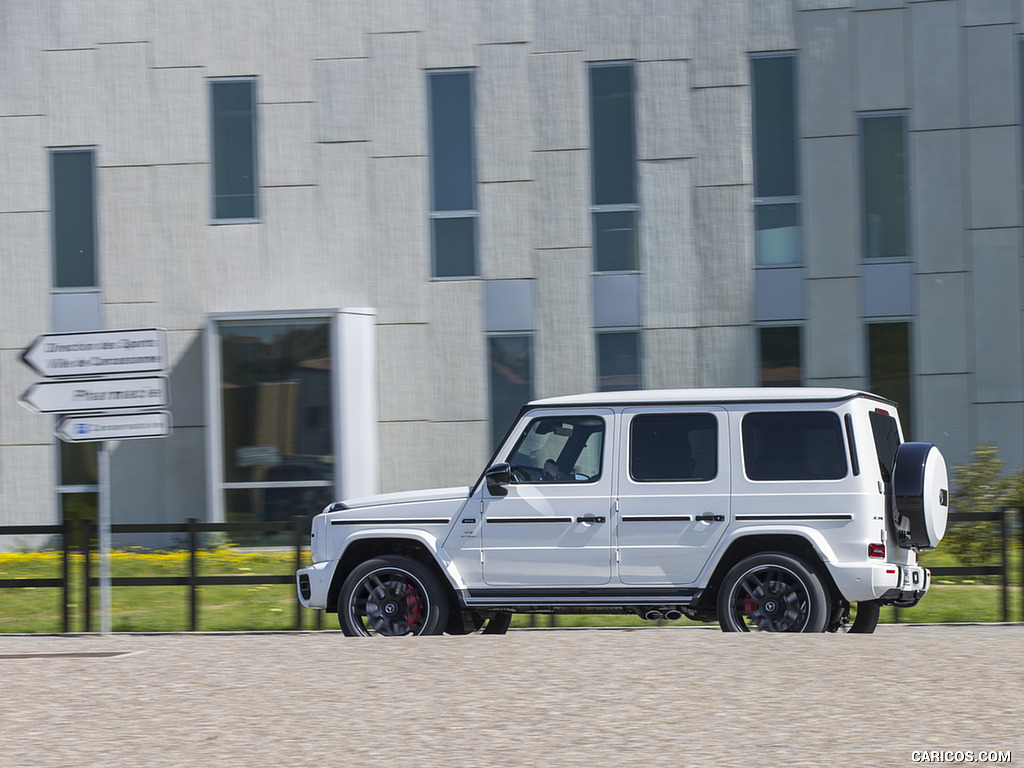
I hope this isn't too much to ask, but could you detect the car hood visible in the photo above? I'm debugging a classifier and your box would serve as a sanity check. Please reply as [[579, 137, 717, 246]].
[[333, 486, 471, 511]]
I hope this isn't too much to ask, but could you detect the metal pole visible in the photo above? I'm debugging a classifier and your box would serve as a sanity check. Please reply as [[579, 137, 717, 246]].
[[83, 522, 92, 632], [188, 518, 198, 632], [1000, 508, 1008, 623], [293, 517, 303, 630], [62, 517, 71, 633], [98, 441, 112, 635]]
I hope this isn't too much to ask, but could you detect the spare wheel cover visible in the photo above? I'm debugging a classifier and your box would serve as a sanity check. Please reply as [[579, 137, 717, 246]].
[[893, 442, 949, 549]]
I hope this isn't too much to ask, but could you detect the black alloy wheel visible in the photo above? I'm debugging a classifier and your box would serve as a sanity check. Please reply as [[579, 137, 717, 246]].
[[338, 555, 448, 637], [717, 552, 828, 633]]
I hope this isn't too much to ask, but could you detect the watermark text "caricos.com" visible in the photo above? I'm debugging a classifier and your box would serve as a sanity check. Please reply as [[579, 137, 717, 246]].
[[911, 751, 1012, 764]]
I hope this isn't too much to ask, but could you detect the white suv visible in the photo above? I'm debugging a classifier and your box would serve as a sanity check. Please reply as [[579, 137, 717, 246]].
[[296, 388, 948, 635]]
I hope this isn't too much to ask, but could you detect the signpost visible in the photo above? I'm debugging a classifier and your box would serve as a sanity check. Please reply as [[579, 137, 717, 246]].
[[19, 376, 169, 414], [56, 411, 172, 443], [21, 327, 166, 377], [18, 327, 171, 635]]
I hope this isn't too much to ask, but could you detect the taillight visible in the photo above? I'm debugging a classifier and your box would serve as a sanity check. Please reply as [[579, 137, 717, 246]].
[[868, 543, 886, 559]]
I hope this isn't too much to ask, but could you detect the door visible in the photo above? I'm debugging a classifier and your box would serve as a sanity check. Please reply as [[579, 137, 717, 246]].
[[616, 407, 730, 585], [481, 411, 614, 586]]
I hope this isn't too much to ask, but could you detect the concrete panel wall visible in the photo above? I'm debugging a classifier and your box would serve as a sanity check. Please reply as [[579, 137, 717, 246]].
[[971, 228, 1023, 403], [855, 9, 906, 111], [911, 129, 965, 274], [803, 136, 859, 279], [2, 1, 1024, 524], [641, 159, 697, 330], [910, 0, 960, 131], [535, 249, 595, 399]]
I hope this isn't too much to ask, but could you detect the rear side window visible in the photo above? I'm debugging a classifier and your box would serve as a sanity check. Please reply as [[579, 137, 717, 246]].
[[630, 413, 718, 482], [742, 412, 847, 481], [869, 409, 901, 480]]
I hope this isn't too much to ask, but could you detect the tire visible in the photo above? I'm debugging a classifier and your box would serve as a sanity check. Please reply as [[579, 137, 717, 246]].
[[338, 555, 448, 637], [717, 552, 829, 633], [482, 612, 512, 635], [446, 609, 513, 635], [892, 442, 949, 550], [847, 600, 880, 634]]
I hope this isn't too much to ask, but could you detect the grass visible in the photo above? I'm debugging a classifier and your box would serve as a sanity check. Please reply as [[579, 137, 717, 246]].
[[0, 546, 1020, 633]]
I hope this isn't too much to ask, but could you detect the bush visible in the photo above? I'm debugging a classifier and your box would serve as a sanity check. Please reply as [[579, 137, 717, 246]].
[[946, 445, 1021, 567]]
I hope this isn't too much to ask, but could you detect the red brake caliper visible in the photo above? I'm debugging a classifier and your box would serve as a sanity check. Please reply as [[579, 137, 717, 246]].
[[405, 583, 424, 629]]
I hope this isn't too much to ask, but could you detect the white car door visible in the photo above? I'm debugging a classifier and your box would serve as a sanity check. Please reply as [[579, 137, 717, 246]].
[[481, 411, 614, 586], [616, 407, 730, 585]]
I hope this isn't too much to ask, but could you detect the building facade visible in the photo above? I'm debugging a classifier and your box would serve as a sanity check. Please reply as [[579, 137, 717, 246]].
[[1, 0, 1022, 534]]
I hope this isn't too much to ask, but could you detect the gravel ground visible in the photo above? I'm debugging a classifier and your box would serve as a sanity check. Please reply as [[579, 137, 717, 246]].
[[1, 624, 1021, 768]]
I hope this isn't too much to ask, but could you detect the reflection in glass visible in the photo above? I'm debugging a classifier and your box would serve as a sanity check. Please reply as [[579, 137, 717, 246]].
[[219, 320, 333, 525], [755, 203, 800, 266], [432, 215, 477, 278], [758, 326, 802, 387], [589, 64, 637, 206], [60, 441, 99, 486], [752, 55, 798, 199], [212, 79, 257, 220], [51, 149, 98, 288], [593, 210, 639, 272], [598, 331, 641, 391], [861, 115, 908, 259], [428, 71, 475, 212], [489, 335, 532, 450], [868, 322, 912, 439]]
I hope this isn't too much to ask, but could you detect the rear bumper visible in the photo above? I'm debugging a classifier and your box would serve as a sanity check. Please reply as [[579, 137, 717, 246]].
[[828, 561, 930, 604], [296, 560, 334, 610], [879, 565, 930, 607]]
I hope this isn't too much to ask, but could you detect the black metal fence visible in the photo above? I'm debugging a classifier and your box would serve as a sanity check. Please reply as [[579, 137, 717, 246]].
[[919, 509, 1021, 623], [0, 517, 315, 633], [0, 510, 1021, 632]]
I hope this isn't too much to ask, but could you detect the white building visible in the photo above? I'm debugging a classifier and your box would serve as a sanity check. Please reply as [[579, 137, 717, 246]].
[[1, 0, 1021, 536]]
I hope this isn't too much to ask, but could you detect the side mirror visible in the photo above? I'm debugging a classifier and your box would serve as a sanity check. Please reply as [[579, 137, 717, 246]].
[[485, 463, 511, 497]]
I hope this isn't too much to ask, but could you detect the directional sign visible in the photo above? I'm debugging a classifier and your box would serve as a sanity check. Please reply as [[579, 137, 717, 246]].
[[18, 376, 169, 414], [56, 411, 172, 443], [21, 328, 167, 378]]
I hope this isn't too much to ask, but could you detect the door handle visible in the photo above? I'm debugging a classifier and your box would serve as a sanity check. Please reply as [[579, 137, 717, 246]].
[[695, 513, 725, 522], [576, 515, 605, 524]]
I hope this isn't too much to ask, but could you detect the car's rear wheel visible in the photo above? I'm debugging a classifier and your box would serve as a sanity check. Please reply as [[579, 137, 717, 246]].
[[338, 555, 448, 637], [847, 600, 880, 633], [717, 552, 829, 633], [446, 609, 513, 635]]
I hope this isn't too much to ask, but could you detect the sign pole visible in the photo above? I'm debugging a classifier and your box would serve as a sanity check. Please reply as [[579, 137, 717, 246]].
[[97, 440, 112, 635]]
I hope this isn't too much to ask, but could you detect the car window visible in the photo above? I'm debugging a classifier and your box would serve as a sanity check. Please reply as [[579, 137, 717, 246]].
[[506, 416, 604, 483], [869, 408, 901, 480], [630, 413, 718, 482], [742, 411, 847, 481]]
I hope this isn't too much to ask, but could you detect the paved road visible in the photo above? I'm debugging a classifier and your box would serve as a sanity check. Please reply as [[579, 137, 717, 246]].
[[1, 625, 1021, 768]]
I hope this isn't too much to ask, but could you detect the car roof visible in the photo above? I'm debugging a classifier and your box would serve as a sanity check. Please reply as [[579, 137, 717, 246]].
[[528, 387, 892, 408]]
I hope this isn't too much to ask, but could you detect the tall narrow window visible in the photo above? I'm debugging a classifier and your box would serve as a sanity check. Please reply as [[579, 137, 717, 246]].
[[597, 330, 641, 391], [751, 54, 800, 266], [861, 114, 908, 260], [868, 322, 912, 438], [590, 63, 638, 272], [428, 70, 478, 278], [488, 334, 532, 450], [58, 441, 98, 547], [211, 78, 258, 221], [758, 326, 803, 386], [51, 149, 97, 288]]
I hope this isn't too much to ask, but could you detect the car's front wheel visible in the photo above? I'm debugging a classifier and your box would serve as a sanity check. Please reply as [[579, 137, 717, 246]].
[[338, 555, 448, 637], [717, 552, 828, 633]]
